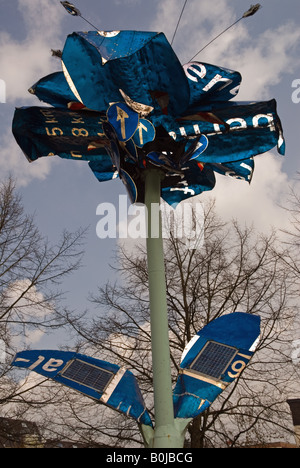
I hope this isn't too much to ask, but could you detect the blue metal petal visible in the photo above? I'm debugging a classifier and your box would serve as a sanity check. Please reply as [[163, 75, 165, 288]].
[[11, 350, 153, 427], [61, 31, 190, 115], [183, 61, 242, 107], [29, 72, 81, 108], [173, 313, 261, 420], [174, 99, 285, 163]]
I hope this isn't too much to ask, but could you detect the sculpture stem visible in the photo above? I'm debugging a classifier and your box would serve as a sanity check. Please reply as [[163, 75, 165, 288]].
[[144, 169, 186, 448]]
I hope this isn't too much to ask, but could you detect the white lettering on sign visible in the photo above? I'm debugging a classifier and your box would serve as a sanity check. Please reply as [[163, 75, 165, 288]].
[[183, 62, 236, 96], [27, 355, 65, 372], [169, 112, 276, 142], [0, 79, 6, 103]]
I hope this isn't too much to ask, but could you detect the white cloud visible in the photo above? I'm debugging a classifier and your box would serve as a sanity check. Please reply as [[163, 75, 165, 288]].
[[0, 131, 54, 186], [150, 0, 248, 61], [0, 0, 65, 184], [3, 279, 55, 349], [225, 23, 300, 100], [151, 0, 300, 98], [4, 279, 47, 314], [0, 0, 64, 103], [148, 0, 299, 235], [201, 152, 292, 234], [151, 0, 233, 47]]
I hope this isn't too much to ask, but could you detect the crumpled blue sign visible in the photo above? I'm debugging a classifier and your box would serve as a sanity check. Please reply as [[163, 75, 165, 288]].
[[12, 30, 285, 205], [173, 312, 261, 420], [11, 349, 152, 427]]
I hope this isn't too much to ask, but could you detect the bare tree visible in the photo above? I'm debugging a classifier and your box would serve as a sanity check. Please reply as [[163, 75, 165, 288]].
[[0, 177, 85, 416], [280, 179, 300, 275], [56, 199, 299, 448], [4, 193, 299, 448]]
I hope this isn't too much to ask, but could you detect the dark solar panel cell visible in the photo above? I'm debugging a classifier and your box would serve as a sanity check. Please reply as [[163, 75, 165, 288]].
[[190, 341, 237, 379], [61, 359, 113, 393]]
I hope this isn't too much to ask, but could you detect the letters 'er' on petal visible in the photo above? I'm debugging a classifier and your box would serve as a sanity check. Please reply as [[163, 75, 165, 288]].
[[183, 62, 242, 107], [12, 29, 285, 207]]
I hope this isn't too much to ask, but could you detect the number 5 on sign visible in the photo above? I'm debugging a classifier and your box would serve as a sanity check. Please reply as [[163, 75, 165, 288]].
[[132, 119, 155, 148], [0, 79, 6, 103]]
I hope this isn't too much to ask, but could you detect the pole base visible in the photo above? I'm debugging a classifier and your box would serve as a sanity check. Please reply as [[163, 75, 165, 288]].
[[141, 419, 192, 448]]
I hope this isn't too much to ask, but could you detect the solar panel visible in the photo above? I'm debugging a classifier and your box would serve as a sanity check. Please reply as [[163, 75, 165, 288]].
[[60, 359, 114, 393], [190, 341, 237, 379]]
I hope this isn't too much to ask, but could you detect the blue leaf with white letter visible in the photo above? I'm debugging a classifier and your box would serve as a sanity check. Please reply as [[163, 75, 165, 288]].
[[11, 350, 153, 427], [173, 312, 260, 419]]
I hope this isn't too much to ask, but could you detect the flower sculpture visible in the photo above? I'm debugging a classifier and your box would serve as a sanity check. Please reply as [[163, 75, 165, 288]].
[[11, 22, 283, 448], [12, 30, 285, 206]]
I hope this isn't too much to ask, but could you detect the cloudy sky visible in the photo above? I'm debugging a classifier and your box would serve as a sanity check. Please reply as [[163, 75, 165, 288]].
[[0, 0, 300, 347]]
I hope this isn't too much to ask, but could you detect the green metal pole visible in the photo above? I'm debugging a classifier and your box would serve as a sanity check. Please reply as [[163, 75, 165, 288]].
[[144, 169, 186, 448]]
